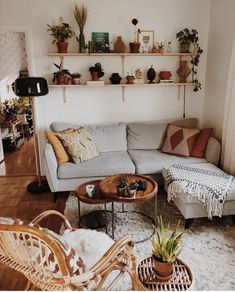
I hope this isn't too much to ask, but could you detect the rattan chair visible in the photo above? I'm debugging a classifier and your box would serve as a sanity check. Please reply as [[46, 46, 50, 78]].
[[0, 210, 145, 291]]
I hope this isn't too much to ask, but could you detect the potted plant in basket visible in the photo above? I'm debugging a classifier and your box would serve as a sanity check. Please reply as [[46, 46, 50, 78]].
[[151, 216, 184, 281], [129, 18, 141, 53], [176, 28, 203, 91], [47, 17, 74, 53], [89, 63, 105, 81], [53, 61, 72, 85]]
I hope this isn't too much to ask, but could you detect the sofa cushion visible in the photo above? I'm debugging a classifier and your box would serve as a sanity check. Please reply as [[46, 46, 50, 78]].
[[58, 151, 135, 179], [51, 122, 127, 152], [57, 128, 99, 164], [127, 118, 198, 150], [191, 128, 212, 158], [162, 163, 235, 203], [161, 125, 200, 157], [128, 150, 206, 174]]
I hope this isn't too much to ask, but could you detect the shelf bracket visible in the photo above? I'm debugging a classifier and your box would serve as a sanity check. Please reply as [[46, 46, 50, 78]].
[[183, 85, 186, 118], [122, 86, 125, 102], [63, 87, 67, 103], [121, 56, 125, 76]]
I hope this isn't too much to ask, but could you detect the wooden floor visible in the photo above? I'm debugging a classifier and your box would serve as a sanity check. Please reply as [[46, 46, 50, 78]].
[[0, 136, 36, 176], [0, 175, 68, 290]]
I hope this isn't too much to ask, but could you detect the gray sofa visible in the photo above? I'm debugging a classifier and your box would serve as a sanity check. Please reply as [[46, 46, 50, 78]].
[[44, 118, 221, 196]]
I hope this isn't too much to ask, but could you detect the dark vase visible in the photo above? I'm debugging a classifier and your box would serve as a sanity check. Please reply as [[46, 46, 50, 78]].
[[79, 31, 85, 53], [110, 73, 122, 84], [147, 65, 156, 83]]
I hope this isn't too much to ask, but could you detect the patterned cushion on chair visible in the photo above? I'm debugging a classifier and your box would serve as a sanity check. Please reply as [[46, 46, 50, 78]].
[[161, 124, 200, 157], [0, 217, 85, 278]]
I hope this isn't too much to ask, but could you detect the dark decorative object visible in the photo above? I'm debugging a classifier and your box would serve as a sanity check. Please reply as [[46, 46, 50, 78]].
[[110, 73, 122, 84], [159, 71, 172, 80], [176, 28, 203, 91], [126, 74, 135, 84], [114, 36, 126, 53], [147, 65, 156, 83], [13, 77, 49, 193], [177, 60, 191, 83], [134, 180, 147, 191], [89, 63, 104, 81]]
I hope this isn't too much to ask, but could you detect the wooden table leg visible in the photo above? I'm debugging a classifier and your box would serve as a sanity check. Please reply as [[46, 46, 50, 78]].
[[104, 203, 108, 234], [112, 202, 115, 240], [154, 194, 157, 225], [78, 199, 81, 228]]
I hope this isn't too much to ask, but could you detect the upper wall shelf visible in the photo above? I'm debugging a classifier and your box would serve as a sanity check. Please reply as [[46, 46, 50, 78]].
[[48, 52, 195, 57]]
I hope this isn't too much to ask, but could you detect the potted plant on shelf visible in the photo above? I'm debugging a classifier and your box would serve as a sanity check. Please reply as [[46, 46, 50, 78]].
[[116, 176, 127, 196], [71, 73, 82, 85], [151, 216, 184, 281], [129, 18, 141, 53], [74, 4, 88, 53], [53, 61, 72, 85], [176, 28, 203, 91], [88, 63, 105, 81], [47, 17, 74, 53]]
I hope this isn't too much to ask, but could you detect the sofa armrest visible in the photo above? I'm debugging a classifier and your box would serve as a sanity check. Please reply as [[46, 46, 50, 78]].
[[204, 137, 221, 166], [44, 143, 59, 192]]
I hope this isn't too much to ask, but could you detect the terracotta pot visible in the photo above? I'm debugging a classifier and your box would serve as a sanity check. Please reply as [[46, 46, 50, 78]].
[[57, 75, 66, 85], [158, 47, 164, 54], [180, 42, 190, 53], [152, 254, 174, 280], [91, 71, 99, 81], [129, 42, 140, 53], [57, 42, 68, 53], [126, 75, 135, 84], [177, 60, 191, 83], [159, 71, 172, 80], [114, 36, 126, 53]]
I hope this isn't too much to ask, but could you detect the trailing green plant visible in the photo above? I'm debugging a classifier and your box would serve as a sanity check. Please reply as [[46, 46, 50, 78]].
[[53, 61, 71, 83], [151, 216, 183, 263], [47, 17, 74, 44], [176, 28, 203, 92], [89, 63, 105, 78]]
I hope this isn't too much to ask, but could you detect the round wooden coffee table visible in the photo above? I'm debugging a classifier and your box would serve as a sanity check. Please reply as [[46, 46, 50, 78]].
[[75, 180, 112, 233], [99, 174, 158, 242], [137, 256, 194, 291]]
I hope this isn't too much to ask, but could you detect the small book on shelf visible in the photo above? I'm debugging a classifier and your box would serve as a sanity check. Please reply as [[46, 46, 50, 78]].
[[159, 79, 174, 83], [86, 80, 105, 85]]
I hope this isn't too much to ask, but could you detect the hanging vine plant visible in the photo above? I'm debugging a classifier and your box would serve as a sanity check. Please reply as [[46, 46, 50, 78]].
[[176, 28, 203, 92]]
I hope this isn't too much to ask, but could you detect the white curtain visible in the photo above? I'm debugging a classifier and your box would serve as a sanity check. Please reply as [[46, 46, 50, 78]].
[[222, 37, 235, 175]]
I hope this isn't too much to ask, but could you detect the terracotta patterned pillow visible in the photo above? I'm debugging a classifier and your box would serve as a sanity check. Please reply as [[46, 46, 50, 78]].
[[161, 124, 200, 157], [57, 127, 99, 163], [191, 128, 212, 158]]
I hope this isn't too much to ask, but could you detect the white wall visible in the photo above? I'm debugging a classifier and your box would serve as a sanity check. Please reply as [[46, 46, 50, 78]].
[[203, 0, 235, 139], [0, 0, 211, 173]]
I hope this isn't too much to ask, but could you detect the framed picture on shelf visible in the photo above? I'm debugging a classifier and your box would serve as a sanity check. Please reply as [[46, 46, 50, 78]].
[[132, 68, 145, 83], [138, 30, 155, 53], [91, 32, 109, 53]]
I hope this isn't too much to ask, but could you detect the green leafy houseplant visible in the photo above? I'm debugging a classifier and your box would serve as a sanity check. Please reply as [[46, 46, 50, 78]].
[[151, 216, 183, 279], [89, 63, 105, 80], [53, 61, 71, 84], [47, 17, 74, 53], [176, 28, 203, 91]]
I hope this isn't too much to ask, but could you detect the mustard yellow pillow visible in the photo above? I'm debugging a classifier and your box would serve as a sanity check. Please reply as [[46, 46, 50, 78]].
[[45, 129, 74, 165]]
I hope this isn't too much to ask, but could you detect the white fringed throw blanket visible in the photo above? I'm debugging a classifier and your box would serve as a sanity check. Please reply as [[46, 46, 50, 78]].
[[166, 164, 233, 219]]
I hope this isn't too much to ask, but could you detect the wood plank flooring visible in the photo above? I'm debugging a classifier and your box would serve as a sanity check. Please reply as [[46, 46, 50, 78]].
[[0, 137, 36, 176], [0, 176, 68, 290]]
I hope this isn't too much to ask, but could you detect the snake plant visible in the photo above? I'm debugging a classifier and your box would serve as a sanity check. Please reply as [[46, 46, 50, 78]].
[[151, 216, 184, 263]]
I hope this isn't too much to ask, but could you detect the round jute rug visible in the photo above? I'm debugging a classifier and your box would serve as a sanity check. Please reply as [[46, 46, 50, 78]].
[[63, 188, 235, 290]]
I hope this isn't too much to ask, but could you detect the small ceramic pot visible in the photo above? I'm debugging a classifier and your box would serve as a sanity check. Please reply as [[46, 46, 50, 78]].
[[127, 188, 137, 197], [57, 75, 66, 85], [73, 78, 81, 85], [129, 42, 140, 53], [116, 187, 126, 197], [159, 71, 172, 80], [126, 75, 135, 84], [57, 42, 68, 53], [91, 71, 99, 81], [86, 184, 95, 197]]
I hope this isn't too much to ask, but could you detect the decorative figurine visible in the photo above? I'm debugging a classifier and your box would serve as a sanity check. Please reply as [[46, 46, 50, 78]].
[[147, 65, 156, 83]]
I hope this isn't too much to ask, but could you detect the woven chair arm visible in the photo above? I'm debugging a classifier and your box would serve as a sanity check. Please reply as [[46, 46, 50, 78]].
[[90, 236, 134, 274], [30, 210, 72, 230]]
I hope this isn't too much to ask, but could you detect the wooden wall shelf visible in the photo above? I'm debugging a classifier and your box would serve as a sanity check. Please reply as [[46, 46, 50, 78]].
[[48, 52, 195, 57]]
